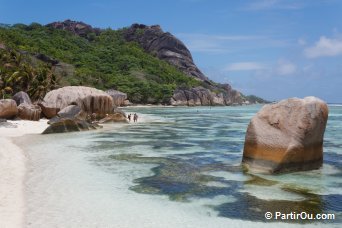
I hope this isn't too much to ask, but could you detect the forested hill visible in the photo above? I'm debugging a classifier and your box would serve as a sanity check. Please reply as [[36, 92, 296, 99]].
[[0, 20, 267, 105]]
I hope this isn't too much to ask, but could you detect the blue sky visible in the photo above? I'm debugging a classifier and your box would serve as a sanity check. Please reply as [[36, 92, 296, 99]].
[[1, 0, 342, 102]]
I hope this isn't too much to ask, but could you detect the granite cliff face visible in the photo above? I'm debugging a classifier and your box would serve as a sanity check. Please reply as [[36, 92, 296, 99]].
[[122, 23, 248, 105], [123, 24, 208, 81]]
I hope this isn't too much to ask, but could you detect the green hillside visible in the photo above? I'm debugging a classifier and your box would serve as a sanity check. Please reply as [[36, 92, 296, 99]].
[[0, 23, 200, 103]]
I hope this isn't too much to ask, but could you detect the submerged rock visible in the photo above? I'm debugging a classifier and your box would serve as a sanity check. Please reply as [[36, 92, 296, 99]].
[[0, 99, 18, 119], [40, 86, 113, 118], [17, 103, 41, 121], [242, 97, 329, 173]]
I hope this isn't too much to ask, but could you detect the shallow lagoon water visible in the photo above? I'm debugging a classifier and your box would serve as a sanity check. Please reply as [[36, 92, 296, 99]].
[[21, 105, 341, 227]]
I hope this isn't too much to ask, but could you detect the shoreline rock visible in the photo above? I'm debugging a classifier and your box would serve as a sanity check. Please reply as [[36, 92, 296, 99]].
[[98, 113, 128, 124], [42, 118, 102, 134], [106, 89, 129, 107], [242, 97, 329, 173], [12, 91, 32, 106], [170, 86, 243, 106], [40, 86, 113, 119], [17, 103, 41, 121], [0, 99, 18, 119]]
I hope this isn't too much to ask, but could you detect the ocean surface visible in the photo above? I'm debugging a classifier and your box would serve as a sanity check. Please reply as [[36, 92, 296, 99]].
[[20, 105, 341, 227]]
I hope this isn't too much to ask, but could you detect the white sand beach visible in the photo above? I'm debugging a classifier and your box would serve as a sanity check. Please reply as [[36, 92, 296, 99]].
[[0, 113, 145, 228], [0, 120, 48, 228]]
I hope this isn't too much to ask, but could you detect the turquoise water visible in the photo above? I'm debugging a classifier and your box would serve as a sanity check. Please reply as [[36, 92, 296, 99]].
[[23, 105, 341, 227]]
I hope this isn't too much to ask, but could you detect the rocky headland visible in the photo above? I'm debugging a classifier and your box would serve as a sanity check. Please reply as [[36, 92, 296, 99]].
[[0, 20, 268, 107]]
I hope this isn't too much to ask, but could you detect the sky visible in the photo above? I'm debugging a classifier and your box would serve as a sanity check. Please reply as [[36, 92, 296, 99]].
[[0, 0, 342, 103]]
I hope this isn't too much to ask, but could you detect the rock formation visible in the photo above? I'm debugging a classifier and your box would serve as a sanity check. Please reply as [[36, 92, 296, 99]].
[[0, 99, 18, 119], [17, 103, 41, 121], [46, 19, 101, 39], [122, 24, 249, 105], [12, 91, 32, 105], [38, 102, 59, 119], [242, 97, 329, 173], [123, 24, 208, 81], [106, 89, 129, 107], [12, 91, 41, 121], [40, 86, 114, 118], [98, 113, 128, 124], [56, 105, 87, 119], [170, 86, 243, 106], [42, 118, 102, 134]]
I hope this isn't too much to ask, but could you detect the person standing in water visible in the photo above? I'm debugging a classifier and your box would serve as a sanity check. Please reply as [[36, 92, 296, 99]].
[[133, 113, 138, 122], [128, 114, 131, 122]]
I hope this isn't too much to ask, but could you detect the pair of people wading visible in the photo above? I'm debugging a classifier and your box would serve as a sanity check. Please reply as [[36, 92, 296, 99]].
[[127, 113, 138, 122]]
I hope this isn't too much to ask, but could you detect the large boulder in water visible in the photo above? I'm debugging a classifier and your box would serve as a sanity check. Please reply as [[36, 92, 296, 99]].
[[17, 103, 41, 121], [242, 97, 329, 173], [0, 99, 18, 119], [12, 91, 32, 105], [39, 86, 114, 118]]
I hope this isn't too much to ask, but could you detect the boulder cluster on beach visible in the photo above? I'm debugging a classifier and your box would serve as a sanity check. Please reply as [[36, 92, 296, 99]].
[[0, 86, 129, 134]]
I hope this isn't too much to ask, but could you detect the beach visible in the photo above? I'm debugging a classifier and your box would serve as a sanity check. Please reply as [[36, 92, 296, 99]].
[[0, 120, 48, 228], [0, 114, 144, 228]]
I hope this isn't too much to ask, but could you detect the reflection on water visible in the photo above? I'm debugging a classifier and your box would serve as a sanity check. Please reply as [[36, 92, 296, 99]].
[[86, 105, 342, 224]]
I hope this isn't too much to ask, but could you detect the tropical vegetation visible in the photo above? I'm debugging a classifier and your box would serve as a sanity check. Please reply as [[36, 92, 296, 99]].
[[0, 23, 200, 103]]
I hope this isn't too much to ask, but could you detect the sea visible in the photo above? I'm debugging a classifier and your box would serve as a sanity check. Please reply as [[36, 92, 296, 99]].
[[19, 105, 341, 227]]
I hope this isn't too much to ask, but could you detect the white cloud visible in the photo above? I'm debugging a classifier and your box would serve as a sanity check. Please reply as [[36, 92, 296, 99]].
[[224, 62, 267, 71], [223, 60, 297, 75], [304, 36, 342, 58], [275, 60, 297, 75]]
